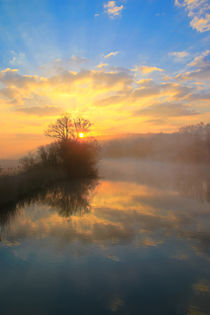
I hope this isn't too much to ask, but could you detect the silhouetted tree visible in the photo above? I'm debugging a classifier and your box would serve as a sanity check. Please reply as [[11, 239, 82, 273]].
[[45, 113, 92, 141]]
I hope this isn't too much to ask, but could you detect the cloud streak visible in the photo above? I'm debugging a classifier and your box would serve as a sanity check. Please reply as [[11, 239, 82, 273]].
[[104, 51, 119, 59], [15, 105, 62, 116], [132, 65, 163, 74], [169, 51, 189, 59]]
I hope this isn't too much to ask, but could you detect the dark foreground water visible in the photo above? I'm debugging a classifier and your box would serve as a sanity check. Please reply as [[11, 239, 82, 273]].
[[0, 159, 210, 315]]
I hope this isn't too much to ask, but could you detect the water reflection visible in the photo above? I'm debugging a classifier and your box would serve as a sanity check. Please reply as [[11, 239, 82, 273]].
[[1, 160, 210, 256], [0, 178, 98, 232], [100, 158, 210, 203], [0, 160, 210, 314]]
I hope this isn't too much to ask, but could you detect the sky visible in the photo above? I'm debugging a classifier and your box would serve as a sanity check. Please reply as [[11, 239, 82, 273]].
[[0, 0, 209, 157]]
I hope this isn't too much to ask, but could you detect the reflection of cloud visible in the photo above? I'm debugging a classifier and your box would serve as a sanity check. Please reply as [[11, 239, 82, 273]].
[[107, 255, 120, 262], [193, 280, 210, 294], [2, 164, 210, 261], [188, 279, 210, 314], [109, 297, 124, 312], [1, 240, 20, 247], [138, 237, 163, 248]]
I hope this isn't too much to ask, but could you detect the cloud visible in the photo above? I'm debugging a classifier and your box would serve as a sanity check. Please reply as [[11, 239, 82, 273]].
[[10, 51, 27, 66], [169, 51, 189, 59], [70, 55, 87, 64], [175, 0, 210, 32], [0, 60, 208, 141], [176, 68, 210, 81], [15, 105, 62, 116], [42, 55, 88, 74], [132, 82, 193, 102], [104, 51, 119, 59], [0, 68, 41, 89], [137, 78, 153, 85], [132, 65, 163, 74], [0, 68, 134, 111], [104, 1, 124, 18], [94, 94, 127, 107], [94, 80, 194, 109], [96, 63, 108, 68], [187, 50, 210, 67], [134, 102, 199, 117], [0, 68, 18, 74], [176, 50, 210, 81]]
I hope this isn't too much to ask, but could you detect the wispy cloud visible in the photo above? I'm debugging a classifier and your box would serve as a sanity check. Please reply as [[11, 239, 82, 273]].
[[15, 105, 62, 116], [132, 65, 163, 74], [104, 1, 124, 18], [175, 0, 210, 32], [10, 51, 27, 66], [176, 50, 210, 81], [134, 102, 199, 117], [187, 50, 210, 67], [70, 55, 87, 64], [97, 63, 109, 68], [41, 55, 88, 74], [104, 51, 119, 59], [169, 51, 189, 59]]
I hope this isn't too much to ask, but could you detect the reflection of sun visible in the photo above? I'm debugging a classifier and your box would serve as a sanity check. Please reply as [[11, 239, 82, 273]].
[[79, 132, 84, 138]]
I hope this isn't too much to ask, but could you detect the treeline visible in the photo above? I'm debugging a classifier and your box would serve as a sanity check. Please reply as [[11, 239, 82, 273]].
[[101, 123, 210, 164]]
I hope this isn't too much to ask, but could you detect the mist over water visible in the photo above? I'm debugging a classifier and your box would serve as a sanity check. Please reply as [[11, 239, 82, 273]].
[[0, 158, 210, 314]]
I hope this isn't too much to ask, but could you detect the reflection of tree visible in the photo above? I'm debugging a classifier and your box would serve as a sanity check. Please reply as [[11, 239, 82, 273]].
[[0, 178, 97, 231], [36, 180, 97, 217], [175, 165, 210, 203]]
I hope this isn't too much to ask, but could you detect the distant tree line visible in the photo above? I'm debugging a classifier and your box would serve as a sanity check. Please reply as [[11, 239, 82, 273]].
[[101, 122, 210, 164]]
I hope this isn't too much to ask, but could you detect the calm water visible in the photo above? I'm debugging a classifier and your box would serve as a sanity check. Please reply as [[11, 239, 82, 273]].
[[0, 159, 210, 315]]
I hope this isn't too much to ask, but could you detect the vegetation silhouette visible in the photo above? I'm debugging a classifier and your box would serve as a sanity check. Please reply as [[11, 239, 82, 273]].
[[0, 114, 99, 225], [21, 113, 99, 177]]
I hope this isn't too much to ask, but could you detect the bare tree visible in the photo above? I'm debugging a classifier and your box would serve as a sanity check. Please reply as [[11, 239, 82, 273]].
[[74, 118, 92, 139], [45, 114, 92, 141]]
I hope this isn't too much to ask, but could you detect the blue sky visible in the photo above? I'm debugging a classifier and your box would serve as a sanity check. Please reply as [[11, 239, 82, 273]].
[[0, 0, 208, 73], [0, 0, 209, 157]]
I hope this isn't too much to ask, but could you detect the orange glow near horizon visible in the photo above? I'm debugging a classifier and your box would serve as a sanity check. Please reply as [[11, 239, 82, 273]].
[[79, 132, 84, 138]]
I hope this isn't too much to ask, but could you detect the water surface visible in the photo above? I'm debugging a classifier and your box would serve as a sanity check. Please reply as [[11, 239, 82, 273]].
[[0, 159, 210, 315]]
